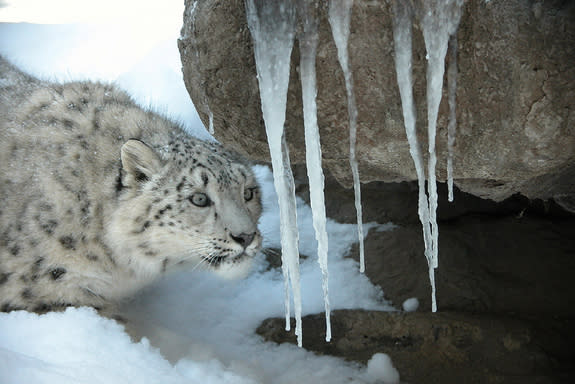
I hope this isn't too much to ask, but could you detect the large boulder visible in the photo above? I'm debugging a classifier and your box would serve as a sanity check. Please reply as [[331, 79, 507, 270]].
[[178, 0, 575, 211]]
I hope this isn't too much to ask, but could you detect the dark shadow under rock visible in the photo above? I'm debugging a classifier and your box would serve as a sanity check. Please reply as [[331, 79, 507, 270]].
[[296, 169, 575, 316], [257, 310, 575, 384], [354, 213, 575, 316]]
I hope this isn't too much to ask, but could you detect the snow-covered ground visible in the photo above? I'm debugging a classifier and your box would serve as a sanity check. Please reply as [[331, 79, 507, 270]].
[[0, 1, 399, 382]]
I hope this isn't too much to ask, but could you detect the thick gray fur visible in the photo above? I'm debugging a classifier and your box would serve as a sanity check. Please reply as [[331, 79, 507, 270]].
[[0, 57, 262, 314]]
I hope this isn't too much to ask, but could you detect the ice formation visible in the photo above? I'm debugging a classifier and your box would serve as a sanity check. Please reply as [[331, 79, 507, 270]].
[[208, 106, 214, 135], [392, 0, 464, 312], [447, 35, 458, 202], [391, 0, 436, 310], [245, 0, 303, 346], [328, 0, 366, 273], [298, 1, 332, 342]]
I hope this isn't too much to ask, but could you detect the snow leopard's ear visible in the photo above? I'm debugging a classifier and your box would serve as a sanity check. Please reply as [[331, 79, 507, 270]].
[[121, 139, 163, 184]]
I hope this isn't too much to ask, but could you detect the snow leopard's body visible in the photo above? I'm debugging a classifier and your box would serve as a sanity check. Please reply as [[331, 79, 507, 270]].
[[0, 57, 262, 313]]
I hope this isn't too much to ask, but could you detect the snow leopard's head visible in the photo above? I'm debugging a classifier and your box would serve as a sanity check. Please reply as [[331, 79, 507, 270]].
[[107, 137, 262, 281]]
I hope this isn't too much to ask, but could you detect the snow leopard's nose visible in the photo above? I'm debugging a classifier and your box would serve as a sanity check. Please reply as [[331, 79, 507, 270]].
[[231, 232, 255, 249]]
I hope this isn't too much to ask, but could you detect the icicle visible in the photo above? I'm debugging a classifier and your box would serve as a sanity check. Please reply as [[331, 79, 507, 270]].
[[447, 34, 458, 203], [393, 0, 464, 312], [207, 106, 215, 135], [418, 0, 464, 311], [418, 0, 464, 273], [298, 0, 331, 342], [328, 0, 366, 273], [245, 0, 303, 347], [391, 0, 435, 310]]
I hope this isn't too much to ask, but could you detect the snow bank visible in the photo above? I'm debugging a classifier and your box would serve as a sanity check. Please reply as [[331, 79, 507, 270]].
[[0, 4, 399, 383]]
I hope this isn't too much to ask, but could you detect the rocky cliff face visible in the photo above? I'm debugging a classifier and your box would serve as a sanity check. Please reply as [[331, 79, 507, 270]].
[[179, 0, 575, 211], [179, 1, 575, 382]]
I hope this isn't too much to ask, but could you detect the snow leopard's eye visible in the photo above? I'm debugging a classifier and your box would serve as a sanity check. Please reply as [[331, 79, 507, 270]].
[[189, 193, 211, 207], [244, 187, 256, 202]]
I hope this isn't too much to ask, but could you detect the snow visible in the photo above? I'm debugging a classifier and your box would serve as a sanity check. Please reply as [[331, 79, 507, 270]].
[[328, 0, 366, 274], [298, 2, 331, 342], [0, 164, 395, 383], [0, 1, 422, 381], [365, 353, 400, 384], [245, 0, 303, 347], [402, 297, 420, 312]]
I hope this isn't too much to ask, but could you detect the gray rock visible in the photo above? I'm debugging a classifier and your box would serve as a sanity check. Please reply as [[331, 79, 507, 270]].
[[257, 309, 575, 384], [179, 0, 575, 211]]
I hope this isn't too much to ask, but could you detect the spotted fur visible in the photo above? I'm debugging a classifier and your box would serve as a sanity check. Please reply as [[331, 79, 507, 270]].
[[0, 57, 262, 313]]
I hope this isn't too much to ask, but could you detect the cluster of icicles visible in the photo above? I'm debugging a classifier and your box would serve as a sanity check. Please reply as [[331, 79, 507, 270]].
[[245, 0, 464, 346]]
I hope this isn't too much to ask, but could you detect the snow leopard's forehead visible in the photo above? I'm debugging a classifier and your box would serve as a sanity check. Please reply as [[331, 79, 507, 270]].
[[158, 136, 254, 188]]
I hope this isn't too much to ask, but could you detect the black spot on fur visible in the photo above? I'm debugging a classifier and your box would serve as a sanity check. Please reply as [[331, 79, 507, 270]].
[[50, 268, 67, 281], [40, 220, 58, 235], [63, 119, 74, 129], [21, 288, 33, 300], [162, 258, 168, 273], [34, 257, 44, 268], [115, 165, 124, 192], [132, 221, 150, 234], [59, 236, 77, 250], [9, 245, 19, 256], [86, 253, 99, 261], [135, 171, 149, 183], [0, 272, 11, 285], [202, 172, 209, 186], [176, 178, 185, 192]]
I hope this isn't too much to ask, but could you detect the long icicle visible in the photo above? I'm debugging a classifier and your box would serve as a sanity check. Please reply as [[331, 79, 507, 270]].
[[391, 0, 435, 308], [417, 0, 465, 311], [447, 34, 458, 203], [245, 0, 303, 346], [328, 0, 366, 273], [298, 0, 331, 342]]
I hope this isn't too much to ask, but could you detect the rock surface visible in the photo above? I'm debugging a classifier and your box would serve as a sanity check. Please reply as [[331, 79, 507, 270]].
[[179, 0, 575, 382], [179, 0, 575, 211], [257, 310, 575, 384]]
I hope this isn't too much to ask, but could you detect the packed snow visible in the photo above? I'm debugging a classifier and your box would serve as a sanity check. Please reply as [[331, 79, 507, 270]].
[[402, 297, 420, 312], [0, 1, 401, 383], [366, 353, 400, 384]]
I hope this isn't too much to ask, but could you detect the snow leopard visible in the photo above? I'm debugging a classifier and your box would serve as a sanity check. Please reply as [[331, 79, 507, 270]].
[[0, 56, 263, 314]]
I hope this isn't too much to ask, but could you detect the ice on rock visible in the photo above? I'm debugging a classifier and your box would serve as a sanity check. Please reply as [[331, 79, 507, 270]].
[[245, 0, 303, 346], [328, 0, 366, 273], [208, 106, 214, 135], [393, 0, 464, 312], [298, 0, 332, 342], [447, 34, 458, 202], [391, 0, 435, 308]]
